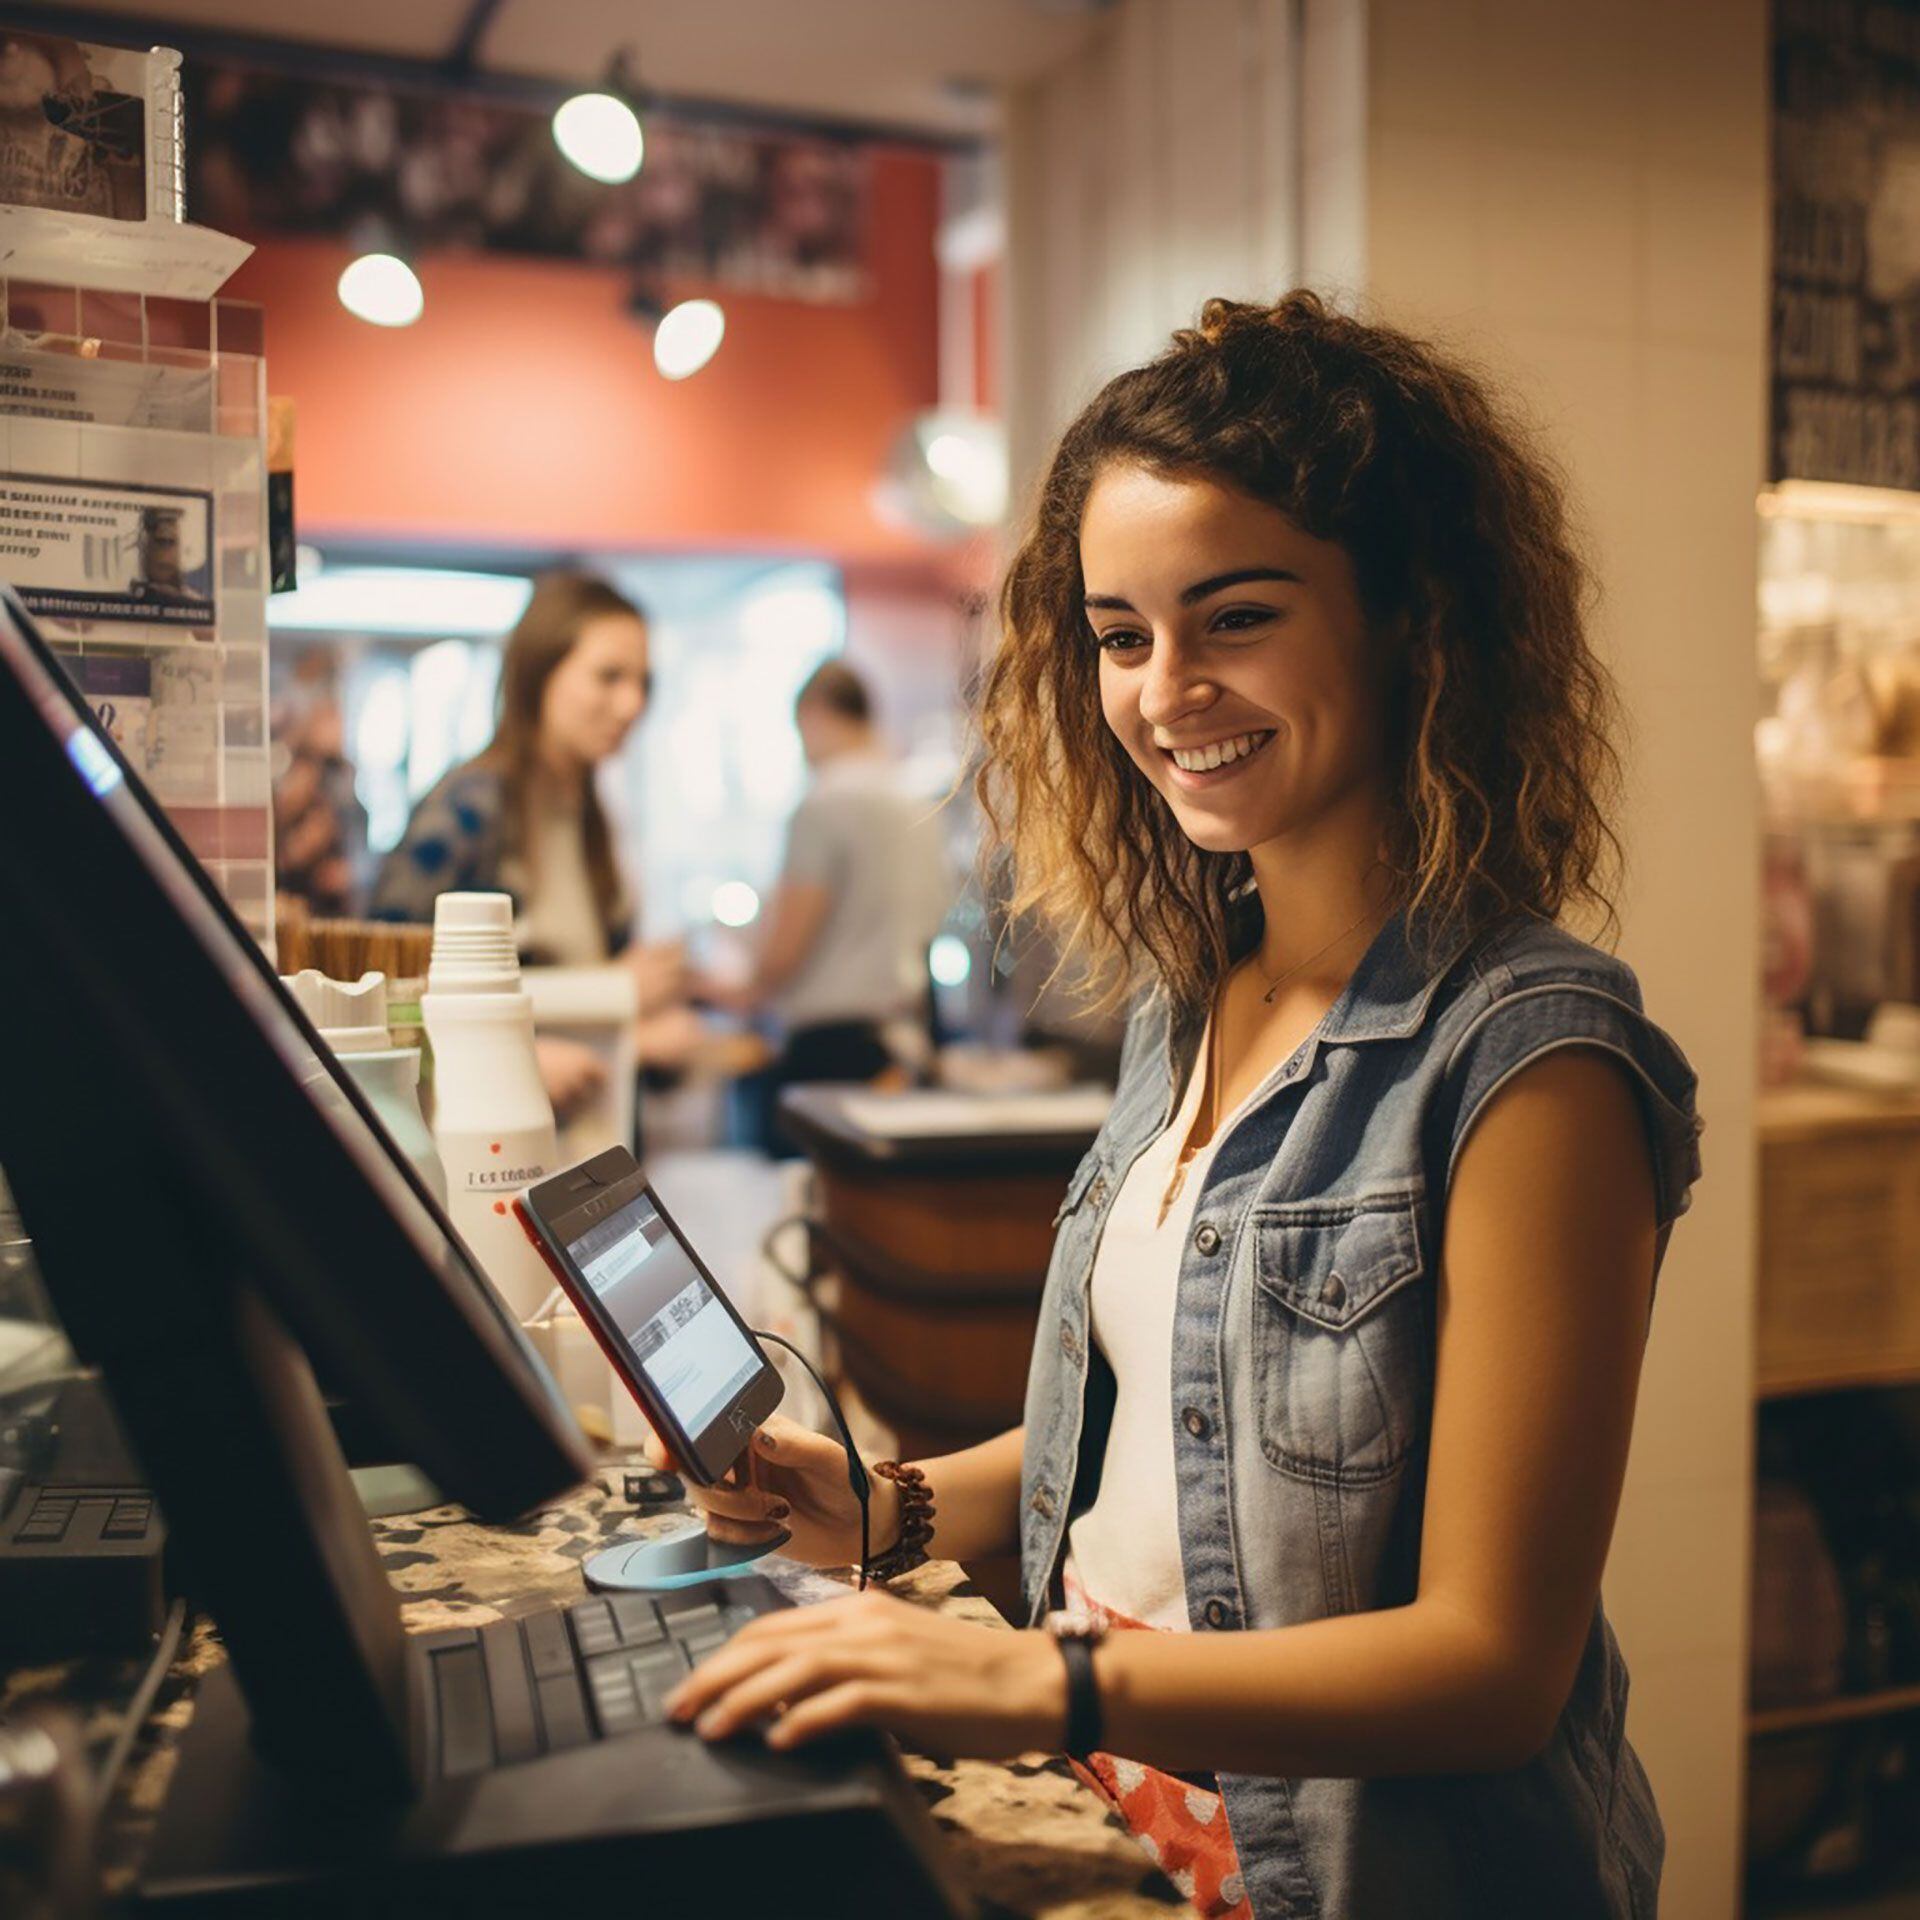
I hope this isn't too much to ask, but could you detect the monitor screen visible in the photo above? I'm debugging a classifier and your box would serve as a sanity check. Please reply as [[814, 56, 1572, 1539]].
[[565, 1189, 761, 1442], [0, 589, 588, 1515]]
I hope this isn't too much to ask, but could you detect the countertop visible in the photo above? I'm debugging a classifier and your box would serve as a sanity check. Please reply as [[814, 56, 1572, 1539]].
[[1, 1459, 1185, 1918]]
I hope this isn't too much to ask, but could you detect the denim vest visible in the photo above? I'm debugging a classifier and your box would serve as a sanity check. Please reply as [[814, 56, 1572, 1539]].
[[1020, 911, 1702, 1920]]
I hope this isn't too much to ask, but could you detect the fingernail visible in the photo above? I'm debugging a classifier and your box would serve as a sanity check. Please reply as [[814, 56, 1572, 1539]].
[[757, 1429, 777, 1450], [768, 1500, 791, 1520], [663, 1685, 687, 1716], [696, 1711, 724, 1738]]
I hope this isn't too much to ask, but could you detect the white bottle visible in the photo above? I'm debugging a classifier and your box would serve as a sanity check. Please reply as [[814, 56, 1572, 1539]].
[[419, 892, 560, 1321], [282, 968, 448, 1209]]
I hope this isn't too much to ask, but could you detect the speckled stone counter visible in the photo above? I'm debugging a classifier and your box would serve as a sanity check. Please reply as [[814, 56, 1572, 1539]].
[[2, 1461, 1187, 1917]]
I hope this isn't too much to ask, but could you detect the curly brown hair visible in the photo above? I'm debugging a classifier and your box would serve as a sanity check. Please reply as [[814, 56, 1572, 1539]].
[[975, 290, 1623, 1013]]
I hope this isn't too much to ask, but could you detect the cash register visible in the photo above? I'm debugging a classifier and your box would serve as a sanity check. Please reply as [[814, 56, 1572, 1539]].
[[0, 587, 965, 1914]]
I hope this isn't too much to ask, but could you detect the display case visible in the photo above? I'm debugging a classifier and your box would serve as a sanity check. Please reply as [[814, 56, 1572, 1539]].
[[1750, 483, 1920, 1907]]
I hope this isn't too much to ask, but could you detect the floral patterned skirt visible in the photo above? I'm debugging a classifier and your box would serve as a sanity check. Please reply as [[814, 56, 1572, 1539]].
[[1061, 1567, 1252, 1920]]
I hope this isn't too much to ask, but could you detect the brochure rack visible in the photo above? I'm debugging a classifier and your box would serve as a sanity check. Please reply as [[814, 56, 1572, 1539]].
[[0, 38, 268, 942]]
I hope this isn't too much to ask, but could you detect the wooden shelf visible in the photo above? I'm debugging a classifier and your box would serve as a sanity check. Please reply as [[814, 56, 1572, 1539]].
[[1750, 1682, 1920, 1737], [1759, 1081, 1920, 1143], [1759, 1357, 1920, 1400]]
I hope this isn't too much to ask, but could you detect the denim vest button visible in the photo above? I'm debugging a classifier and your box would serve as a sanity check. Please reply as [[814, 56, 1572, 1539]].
[[1321, 1274, 1347, 1309], [1059, 1322, 1080, 1361], [1030, 1487, 1056, 1519], [1193, 1222, 1221, 1256], [1087, 1176, 1109, 1209], [1182, 1406, 1209, 1440], [1203, 1598, 1231, 1629]]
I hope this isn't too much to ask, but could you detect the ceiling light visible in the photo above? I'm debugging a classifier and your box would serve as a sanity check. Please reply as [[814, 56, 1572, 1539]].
[[653, 298, 726, 380], [553, 90, 644, 185], [886, 410, 1008, 535], [711, 881, 761, 928], [929, 935, 972, 988], [337, 252, 423, 328]]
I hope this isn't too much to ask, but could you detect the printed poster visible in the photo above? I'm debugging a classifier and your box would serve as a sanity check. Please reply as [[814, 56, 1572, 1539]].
[[0, 474, 214, 627], [0, 32, 147, 222]]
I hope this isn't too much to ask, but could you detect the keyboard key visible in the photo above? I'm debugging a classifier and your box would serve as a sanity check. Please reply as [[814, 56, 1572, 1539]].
[[102, 1503, 149, 1541], [571, 1601, 619, 1658], [629, 1646, 691, 1722], [597, 1692, 644, 1734], [522, 1609, 576, 1681], [433, 1643, 494, 1777], [587, 1651, 634, 1691], [628, 1643, 688, 1680], [415, 1626, 479, 1652], [481, 1621, 539, 1765], [609, 1594, 666, 1646], [678, 1624, 731, 1660], [656, 1595, 721, 1630], [586, 1660, 642, 1736], [537, 1671, 593, 1750]]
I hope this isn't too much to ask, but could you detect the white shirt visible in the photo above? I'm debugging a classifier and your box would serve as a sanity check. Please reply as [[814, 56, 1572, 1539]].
[[1064, 1016, 1293, 1628], [501, 790, 609, 968]]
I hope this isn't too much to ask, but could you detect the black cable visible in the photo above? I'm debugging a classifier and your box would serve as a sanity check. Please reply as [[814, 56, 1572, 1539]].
[[750, 1329, 871, 1590], [92, 1595, 187, 1813]]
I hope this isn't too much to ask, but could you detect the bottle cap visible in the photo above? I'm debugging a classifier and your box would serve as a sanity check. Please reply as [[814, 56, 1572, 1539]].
[[427, 891, 523, 995], [282, 969, 392, 1054]]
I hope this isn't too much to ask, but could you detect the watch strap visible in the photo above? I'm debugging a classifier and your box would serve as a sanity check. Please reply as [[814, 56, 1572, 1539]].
[[1056, 1633, 1104, 1756]]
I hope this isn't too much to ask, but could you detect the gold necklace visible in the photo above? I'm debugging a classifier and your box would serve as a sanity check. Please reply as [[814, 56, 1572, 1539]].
[[1157, 897, 1391, 1224], [1257, 899, 1389, 1004]]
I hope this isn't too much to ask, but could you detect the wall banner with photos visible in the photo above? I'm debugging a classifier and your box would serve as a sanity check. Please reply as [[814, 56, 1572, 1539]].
[[1774, 0, 1920, 489], [182, 66, 871, 303]]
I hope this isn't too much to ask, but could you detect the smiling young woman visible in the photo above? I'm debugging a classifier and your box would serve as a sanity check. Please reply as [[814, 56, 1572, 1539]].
[[660, 292, 1703, 1920]]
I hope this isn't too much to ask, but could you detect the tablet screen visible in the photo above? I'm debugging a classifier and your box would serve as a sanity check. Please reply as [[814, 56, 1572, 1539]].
[[566, 1188, 762, 1443]]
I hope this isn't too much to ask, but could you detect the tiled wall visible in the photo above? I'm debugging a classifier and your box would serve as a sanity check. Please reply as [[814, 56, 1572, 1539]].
[[1326, 1, 1766, 1909], [1002, 0, 1302, 492], [0, 281, 273, 944]]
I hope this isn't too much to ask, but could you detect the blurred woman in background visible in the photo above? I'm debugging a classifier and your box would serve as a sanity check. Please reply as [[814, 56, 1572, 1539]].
[[372, 570, 696, 1111]]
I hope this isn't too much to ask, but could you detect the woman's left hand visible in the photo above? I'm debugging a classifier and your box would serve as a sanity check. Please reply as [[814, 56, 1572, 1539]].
[[663, 1590, 1067, 1758]]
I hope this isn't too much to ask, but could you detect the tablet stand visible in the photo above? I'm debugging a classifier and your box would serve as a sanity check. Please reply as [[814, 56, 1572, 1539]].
[[582, 1519, 792, 1593]]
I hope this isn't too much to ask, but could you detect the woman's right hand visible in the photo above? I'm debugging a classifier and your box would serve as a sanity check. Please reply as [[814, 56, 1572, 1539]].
[[642, 1414, 897, 1571], [533, 1035, 608, 1121], [625, 939, 690, 1017]]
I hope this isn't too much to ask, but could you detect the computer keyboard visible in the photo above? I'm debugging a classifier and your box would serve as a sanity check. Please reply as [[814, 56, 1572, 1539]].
[[416, 1574, 786, 1779]]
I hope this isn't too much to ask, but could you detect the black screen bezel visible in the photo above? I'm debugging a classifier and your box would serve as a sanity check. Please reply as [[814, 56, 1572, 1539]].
[[0, 588, 589, 1516], [521, 1154, 782, 1485]]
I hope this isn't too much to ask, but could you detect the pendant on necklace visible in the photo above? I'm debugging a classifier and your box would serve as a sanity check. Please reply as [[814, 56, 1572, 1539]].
[[1158, 1156, 1191, 1228]]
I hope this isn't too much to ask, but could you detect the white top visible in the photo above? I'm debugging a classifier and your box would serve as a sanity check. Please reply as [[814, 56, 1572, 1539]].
[[1063, 1016, 1295, 1628], [502, 791, 609, 969]]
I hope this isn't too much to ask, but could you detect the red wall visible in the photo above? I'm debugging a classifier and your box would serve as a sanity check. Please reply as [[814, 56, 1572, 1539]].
[[225, 149, 945, 564]]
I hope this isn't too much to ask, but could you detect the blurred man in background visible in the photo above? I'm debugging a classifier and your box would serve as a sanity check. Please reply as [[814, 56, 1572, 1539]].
[[710, 659, 953, 1152]]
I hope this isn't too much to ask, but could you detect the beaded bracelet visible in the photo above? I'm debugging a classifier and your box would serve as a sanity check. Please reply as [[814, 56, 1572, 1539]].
[[866, 1460, 934, 1583]]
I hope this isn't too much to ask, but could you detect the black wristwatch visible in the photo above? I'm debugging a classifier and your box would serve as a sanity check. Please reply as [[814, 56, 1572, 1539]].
[[1044, 1609, 1108, 1756]]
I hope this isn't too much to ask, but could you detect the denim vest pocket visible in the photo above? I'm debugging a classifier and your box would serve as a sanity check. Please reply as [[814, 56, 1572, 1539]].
[[1250, 1191, 1430, 1485]]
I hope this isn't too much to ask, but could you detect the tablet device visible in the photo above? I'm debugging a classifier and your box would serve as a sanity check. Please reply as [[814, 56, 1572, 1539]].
[[516, 1148, 783, 1486]]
